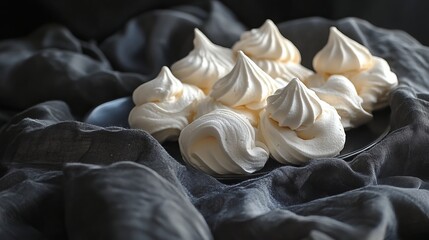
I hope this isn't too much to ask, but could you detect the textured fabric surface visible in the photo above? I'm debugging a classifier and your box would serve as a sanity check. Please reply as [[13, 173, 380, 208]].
[[1, 1, 429, 239]]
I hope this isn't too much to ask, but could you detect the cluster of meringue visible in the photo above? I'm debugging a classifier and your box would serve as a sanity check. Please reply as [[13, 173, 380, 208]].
[[306, 27, 398, 129], [129, 20, 397, 175]]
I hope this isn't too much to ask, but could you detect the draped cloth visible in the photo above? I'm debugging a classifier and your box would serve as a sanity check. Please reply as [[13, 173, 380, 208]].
[[1, 1, 429, 239]]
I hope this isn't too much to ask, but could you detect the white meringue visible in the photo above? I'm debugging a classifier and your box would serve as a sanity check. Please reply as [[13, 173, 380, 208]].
[[194, 96, 259, 127], [266, 79, 323, 131], [232, 19, 313, 83], [210, 51, 277, 111], [132, 66, 183, 105], [313, 27, 373, 75], [345, 57, 398, 111], [232, 19, 301, 63], [129, 67, 204, 142], [171, 29, 234, 93], [310, 75, 373, 129], [179, 109, 269, 175], [259, 78, 345, 165], [253, 60, 313, 82], [312, 27, 398, 119], [304, 73, 327, 89]]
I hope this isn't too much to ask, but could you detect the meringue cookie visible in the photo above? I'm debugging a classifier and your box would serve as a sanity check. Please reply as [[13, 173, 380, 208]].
[[132, 66, 183, 105], [259, 78, 345, 165], [232, 19, 301, 63], [232, 19, 313, 82], [313, 27, 373, 75], [210, 51, 277, 111], [310, 75, 373, 129], [266, 79, 323, 131], [171, 29, 234, 94], [129, 66, 204, 142], [345, 57, 398, 111], [179, 109, 269, 175]]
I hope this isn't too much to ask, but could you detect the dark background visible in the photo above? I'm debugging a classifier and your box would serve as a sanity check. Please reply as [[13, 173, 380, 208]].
[[1, 0, 428, 45]]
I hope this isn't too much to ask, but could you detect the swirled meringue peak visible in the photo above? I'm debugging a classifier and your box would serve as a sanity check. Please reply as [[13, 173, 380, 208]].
[[345, 57, 398, 111], [171, 29, 234, 93], [267, 78, 323, 130], [313, 27, 373, 75], [310, 75, 373, 129], [259, 78, 345, 164], [232, 19, 301, 63], [132, 66, 183, 105], [179, 109, 269, 175], [210, 51, 277, 111], [129, 66, 205, 142]]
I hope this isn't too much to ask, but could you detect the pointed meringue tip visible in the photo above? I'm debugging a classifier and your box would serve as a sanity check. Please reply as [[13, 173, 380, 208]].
[[193, 28, 211, 47], [329, 26, 341, 35], [236, 50, 247, 59], [288, 77, 299, 86], [236, 50, 253, 64], [194, 28, 203, 37], [158, 66, 175, 79], [287, 78, 306, 89], [289, 77, 300, 83], [264, 19, 275, 27], [160, 66, 170, 74], [261, 19, 278, 32]]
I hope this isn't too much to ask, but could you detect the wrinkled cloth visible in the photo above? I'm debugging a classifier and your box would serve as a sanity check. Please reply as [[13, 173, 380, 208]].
[[1, 1, 429, 239]]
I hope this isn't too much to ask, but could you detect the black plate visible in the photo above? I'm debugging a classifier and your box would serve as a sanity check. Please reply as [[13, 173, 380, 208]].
[[84, 97, 391, 181]]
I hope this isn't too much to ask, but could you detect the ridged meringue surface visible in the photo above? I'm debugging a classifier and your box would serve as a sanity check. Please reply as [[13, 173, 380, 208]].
[[259, 78, 345, 164], [232, 19, 301, 63], [345, 57, 398, 111], [210, 51, 277, 110], [171, 29, 234, 93], [129, 67, 204, 142], [253, 60, 313, 82], [313, 27, 373, 74], [179, 109, 269, 175], [132, 66, 183, 105], [266, 79, 322, 130], [311, 75, 373, 129], [194, 96, 259, 127]]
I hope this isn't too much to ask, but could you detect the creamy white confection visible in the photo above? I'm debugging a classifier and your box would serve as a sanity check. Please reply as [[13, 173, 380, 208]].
[[259, 78, 346, 165], [210, 51, 278, 111], [132, 66, 183, 105], [311, 75, 373, 129], [179, 109, 269, 175], [232, 19, 313, 82], [171, 28, 234, 93], [194, 96, 259, 127], [312, 27, 398, 115], [129, 66, 204, 142], [232, 19, 301, 63], [266, 79, 323, 131], [313, 27, 373, 75], [345, 57, 398, 111], [304, 73, 326, 88], [253, 60, 313, 82]]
